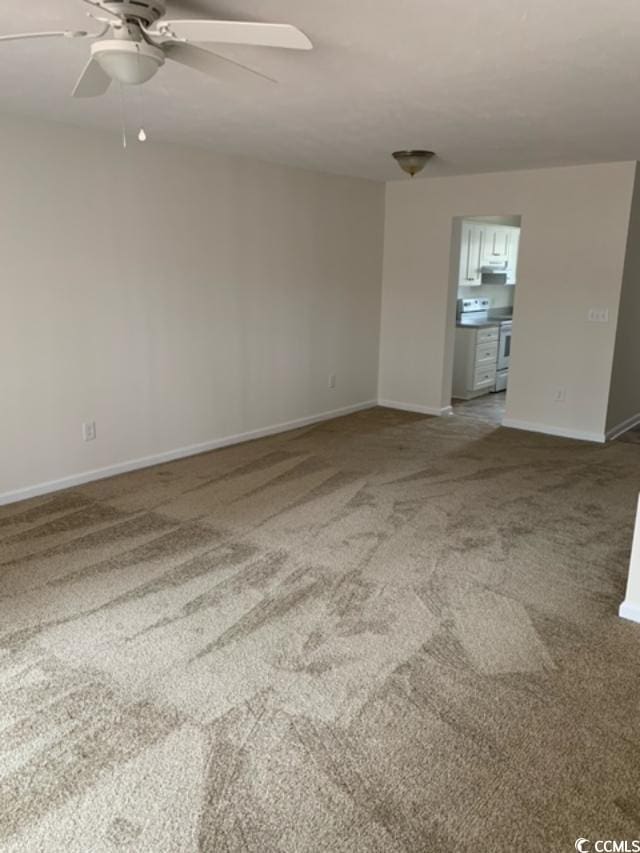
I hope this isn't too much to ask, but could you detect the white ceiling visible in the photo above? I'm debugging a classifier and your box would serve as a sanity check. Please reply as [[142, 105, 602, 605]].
[[2, 0, 640, 181]]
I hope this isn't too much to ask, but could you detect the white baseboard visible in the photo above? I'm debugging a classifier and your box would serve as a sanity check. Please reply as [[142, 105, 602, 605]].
[[501, 418, 605, 444], [0, 400, 378, 507], [378, 399, 453, 417], [619, 600, 640, 624], [606, 411, 640, 442]]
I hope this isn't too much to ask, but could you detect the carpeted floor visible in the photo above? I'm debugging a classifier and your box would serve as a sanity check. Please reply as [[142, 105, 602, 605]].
[[1, 406, 640, 852], [451, 390, 507, 425]]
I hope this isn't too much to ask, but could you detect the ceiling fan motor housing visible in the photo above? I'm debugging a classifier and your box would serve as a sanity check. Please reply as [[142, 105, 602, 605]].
[[101, 1, 166, 27], [92, 39, 165, 85]]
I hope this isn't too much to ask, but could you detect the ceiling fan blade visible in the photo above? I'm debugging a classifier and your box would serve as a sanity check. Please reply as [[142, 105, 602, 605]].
[[154, 20, 312, 50], [165, 42, 277, 84], [72, 57, 112, 98], [0, 30, 88, 43], [81, 0, 124, 21]]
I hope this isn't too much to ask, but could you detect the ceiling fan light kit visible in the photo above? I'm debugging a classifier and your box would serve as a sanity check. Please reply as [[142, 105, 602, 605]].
[[93, 39, 165, 86]]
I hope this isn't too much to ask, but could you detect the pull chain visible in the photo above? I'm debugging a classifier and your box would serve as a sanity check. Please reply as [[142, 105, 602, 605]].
[[118, 82, 147, 148], [119, 82, 127, 149]]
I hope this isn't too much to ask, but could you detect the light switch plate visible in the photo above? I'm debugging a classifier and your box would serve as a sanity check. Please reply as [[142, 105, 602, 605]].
[[83, 421, 97, 442]]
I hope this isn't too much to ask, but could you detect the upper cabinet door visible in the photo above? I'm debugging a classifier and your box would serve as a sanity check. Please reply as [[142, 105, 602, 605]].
[[506, 228, 520, 285], [459, 221, 484, 286], [481, 225, 511, 268]]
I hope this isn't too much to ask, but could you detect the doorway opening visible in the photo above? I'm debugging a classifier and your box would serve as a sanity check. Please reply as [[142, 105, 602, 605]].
[[446, 214, 522, 426]]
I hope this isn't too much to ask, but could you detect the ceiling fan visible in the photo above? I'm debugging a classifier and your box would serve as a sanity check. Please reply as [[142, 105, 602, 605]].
[[0, 1, 313, 97]]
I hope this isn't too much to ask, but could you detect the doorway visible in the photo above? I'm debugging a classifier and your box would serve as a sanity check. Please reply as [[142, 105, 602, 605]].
[[446, 214, 522, 425]]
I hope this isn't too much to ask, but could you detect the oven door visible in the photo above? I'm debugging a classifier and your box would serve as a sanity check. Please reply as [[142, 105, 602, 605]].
[[498, 323, 512, 371]]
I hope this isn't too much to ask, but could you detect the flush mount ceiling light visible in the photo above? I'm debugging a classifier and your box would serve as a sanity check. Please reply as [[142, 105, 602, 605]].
[[392, 150, 435, 178]]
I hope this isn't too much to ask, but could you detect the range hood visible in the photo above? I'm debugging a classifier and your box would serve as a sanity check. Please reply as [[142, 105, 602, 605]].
[[480, 266, 508, 285]]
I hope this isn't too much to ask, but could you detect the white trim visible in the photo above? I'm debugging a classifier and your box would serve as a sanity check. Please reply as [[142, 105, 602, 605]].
[[378, 399, 453, 417], [501, 418, 605, 444], [619, 600, 640, 624], [0, 400, 377, 507], [606, 411, 640, 442], [620, 495, 640, 625]]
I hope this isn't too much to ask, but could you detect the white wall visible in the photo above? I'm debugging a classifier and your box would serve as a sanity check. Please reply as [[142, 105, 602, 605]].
[[379, 162, 635, 437], [0, 115, 385, 501], [607, 164, 640, 433], [620, 494, 640, 624]]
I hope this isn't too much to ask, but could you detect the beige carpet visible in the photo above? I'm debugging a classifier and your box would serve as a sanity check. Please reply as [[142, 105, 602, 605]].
[[1, 406, 640, 852]]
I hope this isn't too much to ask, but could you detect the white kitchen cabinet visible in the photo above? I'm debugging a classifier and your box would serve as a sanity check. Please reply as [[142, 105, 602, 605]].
[[506, 227, 520, 285], [459, 221, 521, 287], [481, 225, 510, 267], [452, 325, 499, 399], [481, 224, 520, 280], [458, 221, 485, 287]]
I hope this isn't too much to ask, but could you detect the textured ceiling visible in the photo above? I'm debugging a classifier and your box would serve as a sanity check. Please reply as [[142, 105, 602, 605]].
[[2, 0, 640, 180]]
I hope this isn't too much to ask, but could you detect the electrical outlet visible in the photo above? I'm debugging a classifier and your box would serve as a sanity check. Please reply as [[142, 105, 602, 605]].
[[328, 374, 337, 390], [588, 308, 609, 323], [553, 388, 566, 403], [83, 421, 97, 442]]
